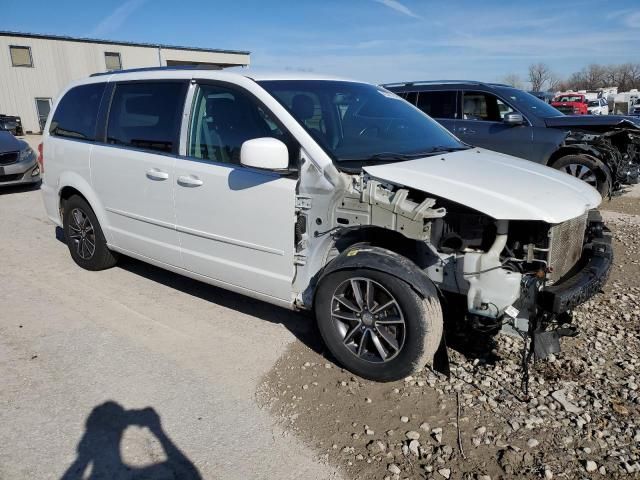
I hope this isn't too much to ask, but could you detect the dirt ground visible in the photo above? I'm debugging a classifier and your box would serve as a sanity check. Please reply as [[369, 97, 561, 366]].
[[258, 186, 640, 480]]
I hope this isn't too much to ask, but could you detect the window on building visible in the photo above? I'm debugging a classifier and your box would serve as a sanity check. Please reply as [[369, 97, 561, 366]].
[[107, 82, 187, 153], [105, 52, 122, 71], [10, 46, 33, 67], [416, 91, 458, 119], [49, 83, 107, 140]]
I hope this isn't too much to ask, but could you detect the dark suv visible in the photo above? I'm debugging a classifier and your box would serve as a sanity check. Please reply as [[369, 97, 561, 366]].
[[383, 81, 640, 196]]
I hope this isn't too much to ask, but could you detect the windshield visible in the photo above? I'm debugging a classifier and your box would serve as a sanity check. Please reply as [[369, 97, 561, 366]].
[[493, 86, 563, 118], [258, 80, 467, 165], [588, 100, 600, 107]]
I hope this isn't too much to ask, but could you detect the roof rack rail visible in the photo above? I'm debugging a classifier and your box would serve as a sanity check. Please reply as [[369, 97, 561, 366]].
[[382, 80, 512, 88], [90, 65, 222, 77]]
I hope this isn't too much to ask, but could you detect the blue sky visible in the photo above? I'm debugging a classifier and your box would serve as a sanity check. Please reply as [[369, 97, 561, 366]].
[[3, 0, 640, 84]]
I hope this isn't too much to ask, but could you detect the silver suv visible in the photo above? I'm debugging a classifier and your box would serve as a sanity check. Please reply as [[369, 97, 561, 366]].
[[40, 68, 612, 381]]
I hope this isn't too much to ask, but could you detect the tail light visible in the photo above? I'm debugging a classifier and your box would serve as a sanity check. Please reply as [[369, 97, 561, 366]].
[[37, 142, 44, 173]]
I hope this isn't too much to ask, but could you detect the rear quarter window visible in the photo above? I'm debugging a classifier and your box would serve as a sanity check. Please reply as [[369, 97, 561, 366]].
[[416, 91, 457, 119], [49, 83, 107, 140]]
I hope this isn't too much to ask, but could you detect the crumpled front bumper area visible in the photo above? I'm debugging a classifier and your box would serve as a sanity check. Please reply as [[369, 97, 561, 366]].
[[539, 216, 613, 314]]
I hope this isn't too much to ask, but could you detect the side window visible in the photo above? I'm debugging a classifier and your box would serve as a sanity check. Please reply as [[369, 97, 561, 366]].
[[462, 91, 514, 121], [187, 84, 289, 165], [416, 91, 457, 119], [107, 82, 187, 154], [399, 91, 418, 105], [50, 83, 106, 140]]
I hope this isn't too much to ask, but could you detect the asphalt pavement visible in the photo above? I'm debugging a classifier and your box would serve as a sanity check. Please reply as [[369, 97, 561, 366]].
[[0, 183, 339, 479]]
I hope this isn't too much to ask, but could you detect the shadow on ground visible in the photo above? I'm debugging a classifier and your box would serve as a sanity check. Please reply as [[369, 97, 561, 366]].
[[0, 181, 41, 195], [61, 401, 201, 480]]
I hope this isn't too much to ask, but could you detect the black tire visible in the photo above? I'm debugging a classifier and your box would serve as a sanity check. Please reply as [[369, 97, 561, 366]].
[[315, 268, 443, 382], [63, 195, 118, 271], [551, 154, 611, 196]]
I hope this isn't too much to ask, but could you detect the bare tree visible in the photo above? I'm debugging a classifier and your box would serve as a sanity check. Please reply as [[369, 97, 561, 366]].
[[502, 73, 523, 89], [528, 63, 553, 91]]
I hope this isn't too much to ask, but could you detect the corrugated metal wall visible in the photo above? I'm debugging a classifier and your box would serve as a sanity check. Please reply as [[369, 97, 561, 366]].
[[0, 35, 250, 133]]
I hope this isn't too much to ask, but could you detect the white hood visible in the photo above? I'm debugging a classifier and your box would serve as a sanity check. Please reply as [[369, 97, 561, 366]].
[[363, 148, 601, 224]]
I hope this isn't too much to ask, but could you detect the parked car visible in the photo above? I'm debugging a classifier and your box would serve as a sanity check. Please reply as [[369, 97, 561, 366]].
[[551, 93, 589, 115], [41, 68, 611, 381], [587, 98, 609, 116], [0, 130, 40, 186], [631, 99, 640, 117], [0, 114, 24, 136], [384, 81, 640, 195]]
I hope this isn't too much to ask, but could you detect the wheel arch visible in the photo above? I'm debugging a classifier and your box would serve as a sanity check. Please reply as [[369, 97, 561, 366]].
[[547, 149, 613, 195], [313, 243, 439, 309], [57, 172, 112, 243]]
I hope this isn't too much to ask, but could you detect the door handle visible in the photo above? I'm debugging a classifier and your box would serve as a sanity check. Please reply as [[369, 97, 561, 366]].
[[146, 168, 169, 181], [458, 127, 476, 135], [177, 175, 204, 187]]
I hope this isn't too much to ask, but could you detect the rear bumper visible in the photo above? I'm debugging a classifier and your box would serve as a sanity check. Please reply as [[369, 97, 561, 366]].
[[539, 223, 612, 313]]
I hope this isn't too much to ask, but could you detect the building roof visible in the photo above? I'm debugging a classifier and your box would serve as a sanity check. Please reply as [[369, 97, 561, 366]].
[[0, 31, 250, 56]]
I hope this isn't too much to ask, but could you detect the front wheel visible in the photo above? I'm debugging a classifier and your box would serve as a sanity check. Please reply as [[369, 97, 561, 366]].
[[315, 269, 443, 382], [552, 154, 611, 196]]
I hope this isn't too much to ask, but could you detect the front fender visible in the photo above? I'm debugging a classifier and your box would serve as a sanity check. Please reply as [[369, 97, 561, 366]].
[[316, 244, 438, 302]]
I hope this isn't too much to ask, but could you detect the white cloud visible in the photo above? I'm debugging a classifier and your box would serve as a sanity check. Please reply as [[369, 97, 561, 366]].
[[372, 0, 420, 19], [90, 0, 148, 37]]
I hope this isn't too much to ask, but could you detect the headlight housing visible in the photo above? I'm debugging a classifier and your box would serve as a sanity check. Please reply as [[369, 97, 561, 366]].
[[19, 146, 35, 163]]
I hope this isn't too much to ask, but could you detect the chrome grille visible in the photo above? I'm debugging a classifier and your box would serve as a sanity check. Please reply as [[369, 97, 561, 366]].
[[547, 213, 587, 283]]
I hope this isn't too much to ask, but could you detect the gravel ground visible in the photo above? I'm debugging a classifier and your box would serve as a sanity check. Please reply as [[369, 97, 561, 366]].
[[258, 191, 640, 480]]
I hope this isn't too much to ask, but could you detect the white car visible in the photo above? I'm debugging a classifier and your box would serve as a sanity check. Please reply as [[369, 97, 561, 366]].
[[587, 98, 609, 115], [40, 68, 612, 381]]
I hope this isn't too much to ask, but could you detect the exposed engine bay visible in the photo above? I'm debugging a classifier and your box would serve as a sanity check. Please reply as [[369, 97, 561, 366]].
[[302, 174, 610, 365]]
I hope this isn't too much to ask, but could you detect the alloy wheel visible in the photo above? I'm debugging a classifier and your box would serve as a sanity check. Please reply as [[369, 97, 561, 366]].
[[563, 163, 598, 187], [68, 208, 96, 260], [331, 277, 406, 363]]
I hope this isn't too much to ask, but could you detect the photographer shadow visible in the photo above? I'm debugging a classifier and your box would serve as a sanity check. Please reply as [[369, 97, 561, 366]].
[[61, 401, 201, 480]]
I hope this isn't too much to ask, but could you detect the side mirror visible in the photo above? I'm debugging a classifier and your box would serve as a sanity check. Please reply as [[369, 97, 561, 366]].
[[240, 137, 289, 170], [503, 112, 524, 126]]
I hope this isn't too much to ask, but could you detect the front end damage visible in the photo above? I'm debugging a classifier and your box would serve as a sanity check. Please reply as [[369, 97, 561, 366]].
[[562, 125, 640, 190], [299, 168, 611, 389]]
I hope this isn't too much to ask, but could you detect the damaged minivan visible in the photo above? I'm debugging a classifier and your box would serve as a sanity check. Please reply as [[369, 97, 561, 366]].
[[41, 69, 612, 381]]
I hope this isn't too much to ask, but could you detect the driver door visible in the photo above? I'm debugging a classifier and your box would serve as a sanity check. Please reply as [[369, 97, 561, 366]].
[[173, 82, 297, 302], [456, 91, 534, 160]]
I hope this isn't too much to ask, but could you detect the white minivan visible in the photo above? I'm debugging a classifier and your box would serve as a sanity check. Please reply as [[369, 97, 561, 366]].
[[41, 68, 612, 381]]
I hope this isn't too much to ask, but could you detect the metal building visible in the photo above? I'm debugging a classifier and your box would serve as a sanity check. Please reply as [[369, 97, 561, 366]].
[[0, 31, 250, 133]]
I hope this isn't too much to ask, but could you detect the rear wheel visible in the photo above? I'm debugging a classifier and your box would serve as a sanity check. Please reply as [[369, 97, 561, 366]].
[[63, 195, 118, 271], [552, 154, 611, 195], [315, 268, 443, 382]]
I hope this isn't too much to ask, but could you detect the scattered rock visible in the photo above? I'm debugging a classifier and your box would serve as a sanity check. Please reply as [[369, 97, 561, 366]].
[[438, 468, 451, 479], [406, 431, 420, 440], [388, 463, 401, 475], [584, 460, 598, 473]]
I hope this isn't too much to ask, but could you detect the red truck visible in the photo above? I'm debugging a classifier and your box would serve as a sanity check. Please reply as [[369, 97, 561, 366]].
[[551, 93, 589, 115]]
